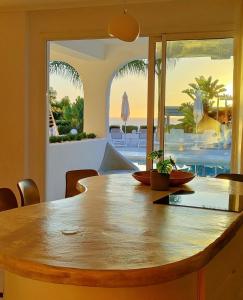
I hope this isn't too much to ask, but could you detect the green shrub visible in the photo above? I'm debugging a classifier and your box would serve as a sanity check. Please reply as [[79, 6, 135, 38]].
[[52, 136, 63, 143], [56, 120, 71, 126], [49, 132, 96, 143], [68, 134, 77, 141], [76, 133, 82, 140], [139, 125, 156, 131], [49, 136, 59, 143], [62, 135, 70, 142], [77, 132, 87, 140], [58, 124, 72, 135], [121, 125, 138, 133], [86, 133, 96, 139]]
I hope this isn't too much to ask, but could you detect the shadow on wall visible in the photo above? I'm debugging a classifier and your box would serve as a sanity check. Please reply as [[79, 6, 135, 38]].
[[46, 139, 138, 201], [99, 142, 139, 174]]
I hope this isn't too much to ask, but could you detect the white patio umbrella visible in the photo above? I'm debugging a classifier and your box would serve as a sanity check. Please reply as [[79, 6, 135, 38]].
[[121, 92, 130, 140], [193, 91, 204, 133]]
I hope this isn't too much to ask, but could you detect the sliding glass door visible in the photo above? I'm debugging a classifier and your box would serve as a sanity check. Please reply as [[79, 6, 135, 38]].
[[147, 36, 234, 176]]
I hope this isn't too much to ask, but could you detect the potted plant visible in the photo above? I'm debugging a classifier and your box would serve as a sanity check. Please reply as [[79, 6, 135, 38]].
[[148, 150, 175, 190]]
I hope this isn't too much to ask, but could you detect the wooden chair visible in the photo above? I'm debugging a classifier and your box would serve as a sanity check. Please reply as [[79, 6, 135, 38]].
[[17, 179, 40, 206], [0, 188, 18, 212], [216, 173, 243, 182], [65, 169, 99, 198]]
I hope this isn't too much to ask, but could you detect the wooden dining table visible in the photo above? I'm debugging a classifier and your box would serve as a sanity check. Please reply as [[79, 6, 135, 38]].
[[0, 174, 242, 300]]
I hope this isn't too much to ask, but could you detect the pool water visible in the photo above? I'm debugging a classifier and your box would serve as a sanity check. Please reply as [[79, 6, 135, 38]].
[[180, 164, 230, 177], [133, 160, 230, 177]]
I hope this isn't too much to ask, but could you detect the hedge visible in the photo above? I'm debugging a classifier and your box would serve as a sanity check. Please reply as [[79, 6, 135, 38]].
[[56, 120, 71, 126], [121, 125, 138, 133], [49, 132, 96, 143], [58, 124, 72, 135]]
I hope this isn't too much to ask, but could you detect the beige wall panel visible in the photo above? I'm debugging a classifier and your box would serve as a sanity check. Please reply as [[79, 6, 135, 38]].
[[4, 271, 197, 300], [0, 12, 27, 203], [204, 226, 243, 300]]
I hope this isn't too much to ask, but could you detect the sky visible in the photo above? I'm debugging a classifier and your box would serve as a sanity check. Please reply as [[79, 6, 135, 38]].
[[49, 56, 233, 120]]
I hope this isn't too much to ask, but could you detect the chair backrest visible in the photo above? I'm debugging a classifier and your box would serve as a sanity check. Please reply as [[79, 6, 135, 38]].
[[17, 179, 40, 206], [0, 188, 18, 212], [216, 173, 243, 182], [65, 169, 99, 198], [110, 128, 123, 139], [139, 128, 147, 139]]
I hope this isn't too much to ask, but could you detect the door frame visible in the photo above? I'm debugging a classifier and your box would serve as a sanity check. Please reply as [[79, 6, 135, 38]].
[[147, 31, 237, 171]]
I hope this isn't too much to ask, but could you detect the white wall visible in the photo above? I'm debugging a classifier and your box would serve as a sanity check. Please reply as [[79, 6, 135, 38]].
[[46, 138, 107, 201], [50, 41, 147, 138]]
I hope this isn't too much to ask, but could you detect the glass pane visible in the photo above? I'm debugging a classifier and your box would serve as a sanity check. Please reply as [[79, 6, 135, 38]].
[[154, 42, 162, 152], [152, 42, 162, 169], [164, 38, 234, 176], [109, 37, 149, 171]]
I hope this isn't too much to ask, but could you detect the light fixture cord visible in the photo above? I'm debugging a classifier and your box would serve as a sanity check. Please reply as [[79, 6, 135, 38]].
[[123, 0, 127, 14]]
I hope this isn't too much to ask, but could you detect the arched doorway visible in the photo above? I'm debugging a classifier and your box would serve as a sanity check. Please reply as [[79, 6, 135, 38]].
[[48, 60, 84, 140], [108, 59, 148, 170]]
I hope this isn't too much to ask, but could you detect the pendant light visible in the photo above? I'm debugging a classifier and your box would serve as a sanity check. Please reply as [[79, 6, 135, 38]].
[[108, 8, 140, 42]]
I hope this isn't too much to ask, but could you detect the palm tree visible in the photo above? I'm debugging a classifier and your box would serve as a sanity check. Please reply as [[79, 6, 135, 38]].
[[177, 76, 227, 132], [49, 61, 82, 88], [115, 58, 163, 138], [178, 102, 195, 133], [182, 75, 226, 112], [49, 62, 83, 134]]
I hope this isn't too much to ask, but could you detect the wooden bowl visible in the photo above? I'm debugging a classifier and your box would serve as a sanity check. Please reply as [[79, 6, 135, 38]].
[[132, 171, 151, 185], [169, 170, 195, 186], [132, 170, 195, 186]]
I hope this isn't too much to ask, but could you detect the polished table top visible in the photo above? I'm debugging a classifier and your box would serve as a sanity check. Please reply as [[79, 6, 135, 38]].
[[0, 174, 242, 287]]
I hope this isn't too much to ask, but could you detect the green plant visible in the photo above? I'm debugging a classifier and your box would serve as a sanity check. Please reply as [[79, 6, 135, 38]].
[[80, 132, 87, 139], [49, 136, 59, 143], [56, 120, 71, 126], [182, 75, 226, 113], [148, 150, 175, 174], [178, 102, 195, 133], [68, 134, 77, 141], [49, 132, 96, 143], [121, 125, 138, 133], [58, 124, 72, 135], [50, 136, 63, 143], [62, 135, 70, 142], [49, 61, 82, 88], [86, 133, 96, 139]]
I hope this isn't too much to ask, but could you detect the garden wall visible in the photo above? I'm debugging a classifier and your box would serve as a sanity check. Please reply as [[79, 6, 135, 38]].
[[46, 138, 107, 201]]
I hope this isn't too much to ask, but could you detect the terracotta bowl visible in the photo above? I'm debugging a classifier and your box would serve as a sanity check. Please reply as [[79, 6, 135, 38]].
[[132, 170, 195, 186]]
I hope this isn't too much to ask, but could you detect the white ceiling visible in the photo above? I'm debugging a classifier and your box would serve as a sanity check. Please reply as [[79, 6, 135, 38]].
[[51, 37, 148, 60], [0, 0, 172, 11]]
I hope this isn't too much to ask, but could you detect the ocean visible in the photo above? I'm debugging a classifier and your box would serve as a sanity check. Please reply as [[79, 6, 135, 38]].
[[110, 117, 180, 127], [110, 118, 147, 127]]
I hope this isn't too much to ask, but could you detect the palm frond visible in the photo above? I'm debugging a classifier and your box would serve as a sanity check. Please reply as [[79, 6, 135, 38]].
[[49, 61, 82, 89], [115, 60, 148, 78]]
